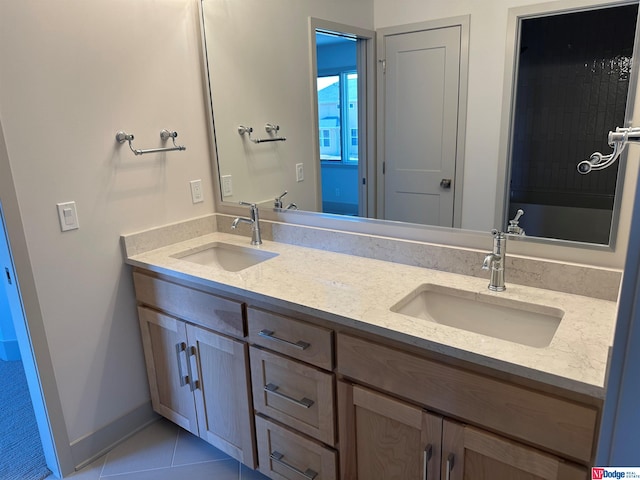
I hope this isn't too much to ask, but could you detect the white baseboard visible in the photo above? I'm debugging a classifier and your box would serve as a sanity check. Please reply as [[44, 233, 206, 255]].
[[70, 402, 158, 471]]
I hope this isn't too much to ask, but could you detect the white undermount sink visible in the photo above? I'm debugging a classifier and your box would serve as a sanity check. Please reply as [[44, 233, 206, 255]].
[[171, 242, 278, 272], [390, 284, 564, 348]]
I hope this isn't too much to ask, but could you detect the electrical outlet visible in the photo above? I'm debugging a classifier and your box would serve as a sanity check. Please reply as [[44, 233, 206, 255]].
[[190, 179, 204, 203], [335, 188, 340, 197], [296, 163, 304, 182], [221, 175, 233, 197]]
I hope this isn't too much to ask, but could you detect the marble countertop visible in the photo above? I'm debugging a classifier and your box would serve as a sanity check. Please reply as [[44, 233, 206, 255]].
[[125, 231, 617, 398]]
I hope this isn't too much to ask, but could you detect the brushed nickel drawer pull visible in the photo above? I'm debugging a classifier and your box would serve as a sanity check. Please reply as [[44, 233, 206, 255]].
[[445, 453, 455, 480], [175, 342, 188, 387], [264, 383, 314, 408], [258, 329, 310, 350], [270, 451, 318, 480], [423, 444, 433, 480], [186, 345, 200, 392]]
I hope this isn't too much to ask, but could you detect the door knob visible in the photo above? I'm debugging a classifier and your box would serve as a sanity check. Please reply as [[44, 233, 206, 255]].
[[440, 178, 452, 189]]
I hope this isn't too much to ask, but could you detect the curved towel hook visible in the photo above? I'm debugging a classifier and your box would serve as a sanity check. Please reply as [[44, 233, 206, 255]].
[[116, 130, 186, 155], [577, 127, 640, 174]]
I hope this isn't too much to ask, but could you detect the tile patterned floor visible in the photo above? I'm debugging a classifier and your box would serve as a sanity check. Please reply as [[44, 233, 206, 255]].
[[48, 418, 270, 479]]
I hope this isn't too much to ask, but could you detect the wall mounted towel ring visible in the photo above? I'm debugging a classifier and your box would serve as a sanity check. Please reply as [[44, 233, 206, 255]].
[[116, 129, 186, 155]]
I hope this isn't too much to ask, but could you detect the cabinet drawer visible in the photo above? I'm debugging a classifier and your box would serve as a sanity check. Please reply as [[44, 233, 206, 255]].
[[255, 415, 337, 480], [133, 271, 245, 338], [337, 333, 598, 463], [247, 307, 333, 370], [250, 346, 336, 445]]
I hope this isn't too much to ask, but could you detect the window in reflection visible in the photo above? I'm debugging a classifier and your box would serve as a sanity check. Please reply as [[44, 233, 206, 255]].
[[316, 31, 361, 216]]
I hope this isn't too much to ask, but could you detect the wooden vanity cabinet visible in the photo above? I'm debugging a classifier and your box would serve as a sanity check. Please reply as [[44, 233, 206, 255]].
[[133, 271, 256, 468], [339, 382, 443, 480], [132, 267, 599, 480], [247, 306, 339, 480], [255, 415, 338, 480], [337, 333, 593, 480], [339, 381, 586, 480], [440, 420, 586, 480], [137, 306, 199, 436]]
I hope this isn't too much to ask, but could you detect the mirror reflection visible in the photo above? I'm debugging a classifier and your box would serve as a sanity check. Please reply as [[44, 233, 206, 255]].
[[201, 0, 639, 246], [316, 32, 361, 217], [505, 3, 638, 244]]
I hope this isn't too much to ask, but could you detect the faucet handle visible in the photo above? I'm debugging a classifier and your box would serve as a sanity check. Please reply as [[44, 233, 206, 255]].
[[507, 209, 525, 235], [510, 209, 524, 224], [239, 201, 257, 208], [274, 191, 288, 208]]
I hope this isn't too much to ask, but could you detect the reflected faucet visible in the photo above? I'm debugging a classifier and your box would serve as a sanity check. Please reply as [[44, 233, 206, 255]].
[[273, 190, 289, 208], [507, 209, 526, 235], [274, 191, 298, 210], [232, 201, 262, 245], [482, 229, 506, 292], [274, 191, 288, 209]]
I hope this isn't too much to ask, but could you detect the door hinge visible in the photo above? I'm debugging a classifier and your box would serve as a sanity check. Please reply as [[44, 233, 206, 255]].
[[382, 162, 386, 174], [4, 267, 11, 285], [362, 177, 366, 185], [378, 59, 386, 74]]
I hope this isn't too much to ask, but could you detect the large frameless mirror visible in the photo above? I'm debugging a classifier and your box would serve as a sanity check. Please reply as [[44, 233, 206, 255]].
[[200, 0, 640, 254]]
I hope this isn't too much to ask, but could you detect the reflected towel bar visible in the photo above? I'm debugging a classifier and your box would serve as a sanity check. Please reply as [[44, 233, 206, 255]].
[[116, 129, 186, 155], [238, 124, 287, 144], [578, 126, 640, 174]]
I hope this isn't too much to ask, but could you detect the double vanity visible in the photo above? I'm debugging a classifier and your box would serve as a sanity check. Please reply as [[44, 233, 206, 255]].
[[122, 215, 617, 480]]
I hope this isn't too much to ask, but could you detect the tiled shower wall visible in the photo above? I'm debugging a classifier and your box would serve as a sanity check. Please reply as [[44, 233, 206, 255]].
[[509, 3, 638, 242]]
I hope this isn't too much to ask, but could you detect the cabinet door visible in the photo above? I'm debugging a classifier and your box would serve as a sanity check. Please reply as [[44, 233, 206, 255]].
[[441, 420, 587, 480], [338, 382, 442, 480], [137, 307, 198, 435], [186, 324, 257, 468]]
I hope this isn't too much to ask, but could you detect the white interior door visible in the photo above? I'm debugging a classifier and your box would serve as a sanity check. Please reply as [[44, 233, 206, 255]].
[[383, 26, 461, 226]]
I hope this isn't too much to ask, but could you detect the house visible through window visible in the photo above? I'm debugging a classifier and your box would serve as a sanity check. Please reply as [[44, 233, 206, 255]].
[[317, 72, 358, 163], [315, 28, 364, 217]]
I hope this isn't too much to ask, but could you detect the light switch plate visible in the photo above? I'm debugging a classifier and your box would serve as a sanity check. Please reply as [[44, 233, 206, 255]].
[[56, 201, 79, 232], [296, 163, 304, 182]]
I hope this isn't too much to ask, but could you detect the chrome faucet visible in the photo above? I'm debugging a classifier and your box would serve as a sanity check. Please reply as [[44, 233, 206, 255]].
[[232, 201, 262, 245], [274, 191, 288, 209], [274, 191, 298, 210], [507, 209, 526, 235], [482, 229, 506, 291]]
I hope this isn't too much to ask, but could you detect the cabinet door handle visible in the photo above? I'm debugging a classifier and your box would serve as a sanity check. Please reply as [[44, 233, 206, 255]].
[[185, 345, 200, 392], [445, 453, 455, 480], [264, 383, 314, 408], [270, 451, 318, 480], [258, 329, 310, 350], [175, 342, 188, 387], [423, 444, 433, 480]]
